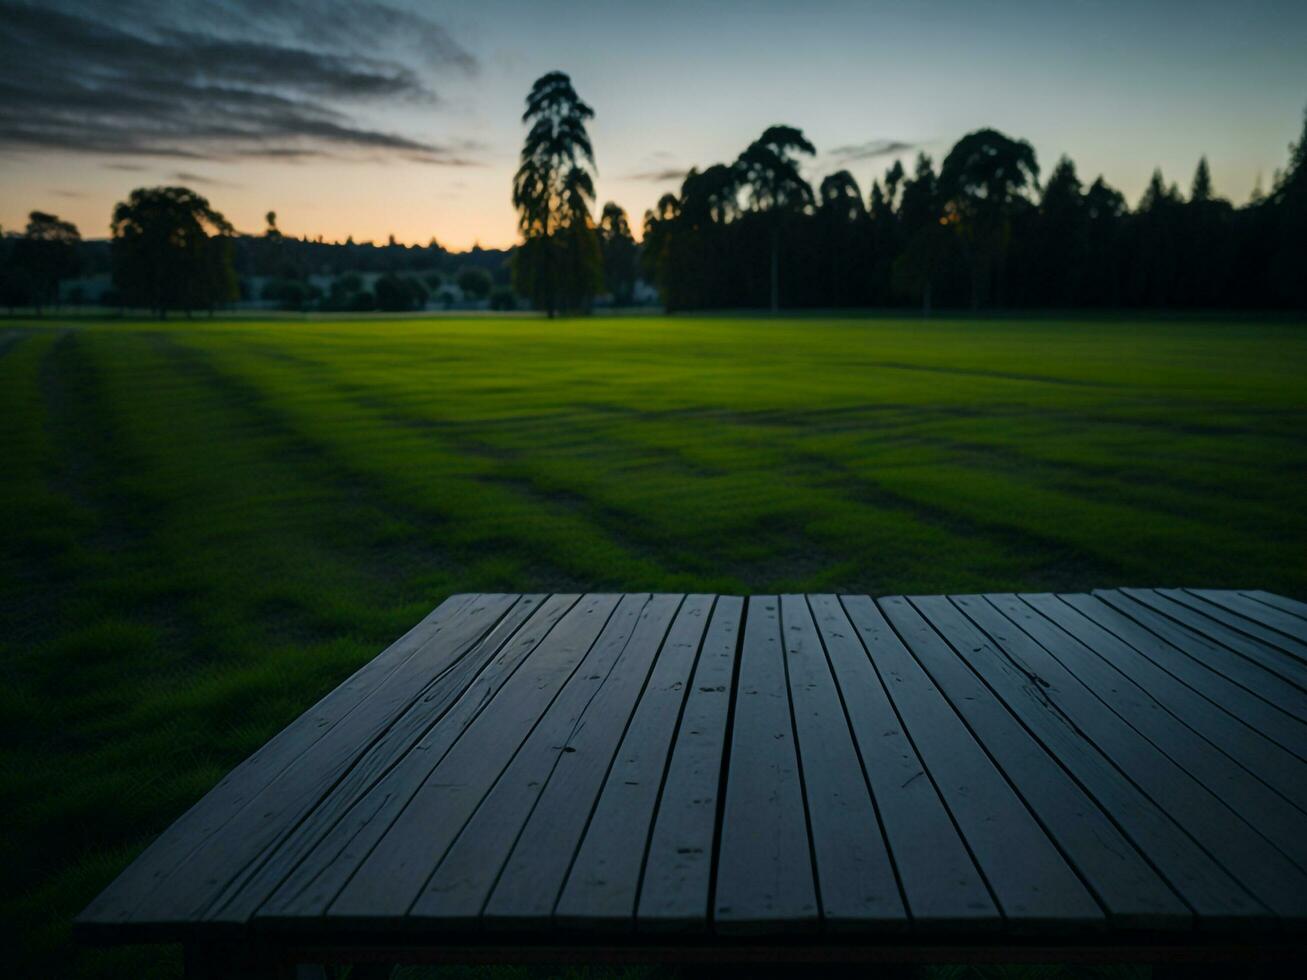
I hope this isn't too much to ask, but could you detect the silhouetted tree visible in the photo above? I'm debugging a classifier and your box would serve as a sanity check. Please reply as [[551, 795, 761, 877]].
[[0, 248, 32, 311], [457, 266, 493, 300], [819, 171, 865, 223], [1180, 156, 1235, 306], [734, 125, 815, 310], [373, 273, 427, 311], [110, 187, 236, 317], [1268, 108, 1307, 308], [939, 128, 1040, 308], [598, 202, 638, 305], [898, 152, 940, 232], [1026, 156, 1089, 305], [1083, 176, 1127, 306], [263, 277, 319, 311], [1132, 168, 1184, 306], [884, 159, 906, 211], [12, 211, 81, 314], [894, 152, 948, 312], [511, 71, 602, 316], [818, 171, 867, 306]]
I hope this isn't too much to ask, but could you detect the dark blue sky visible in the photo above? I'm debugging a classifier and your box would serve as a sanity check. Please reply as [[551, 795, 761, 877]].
[[2, 0, 1304, 247]]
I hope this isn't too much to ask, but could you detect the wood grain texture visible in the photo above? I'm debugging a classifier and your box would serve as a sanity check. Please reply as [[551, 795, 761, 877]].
[[1095, 590, 1307, 722], [1022, 593, 1307, 814], [951, 593, 1307, 923], [633, 596, 743, 933], [1167, 590, 1307, 662], [873, 596, 1103, 933], [712, 595, 819, 934], [1121, 589, 1307, 692], [903, 594, 1188, 930], [818, 595, 997, 931], [553, 595, 715, 931], [78, 590, 1307, 950], [255, 593, 580, 924], [778, 594, 904, 930]]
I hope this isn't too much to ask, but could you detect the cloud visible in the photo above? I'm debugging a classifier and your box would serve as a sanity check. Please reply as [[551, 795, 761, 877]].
[[624, 168, 687, 183], [104, 162, 147, 171], [50, 188, 84, 198], [826, 139, 919, 164], [171, 171, 240, 188], [234, 147, 326, 161], [0, 0, 479, 163]]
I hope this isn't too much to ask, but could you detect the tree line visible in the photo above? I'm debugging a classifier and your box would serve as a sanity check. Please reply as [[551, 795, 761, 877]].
[[644, 115, 1307, 313], [0, 197, 517, 318], [511, 71, 1307, 314], [5, 76, 1303, 317]]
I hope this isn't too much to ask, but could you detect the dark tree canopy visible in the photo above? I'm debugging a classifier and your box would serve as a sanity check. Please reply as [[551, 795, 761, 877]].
[[11, 211, 81, 314], [819, 171, 866, 224], [639, 103, 1307, 314], [111, 187, 237, 317], [938, 129, 1041, 307], [456, 266, 493, 300], [598, 202, 638, 305], [735, 126, 815, 214], [732, 124, 816, 310], [940, 129, 1040, 209]]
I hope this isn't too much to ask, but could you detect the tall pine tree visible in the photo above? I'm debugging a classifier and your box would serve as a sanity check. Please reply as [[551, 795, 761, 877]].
[[511, 72, 602, 316]]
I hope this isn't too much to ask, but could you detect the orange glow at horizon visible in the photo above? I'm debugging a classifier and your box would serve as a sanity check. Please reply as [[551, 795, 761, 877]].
[[0, 156, 665, 252]]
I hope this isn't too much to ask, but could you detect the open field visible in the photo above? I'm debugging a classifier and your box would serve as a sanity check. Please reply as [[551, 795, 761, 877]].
[[3, 312, 1307, 978]]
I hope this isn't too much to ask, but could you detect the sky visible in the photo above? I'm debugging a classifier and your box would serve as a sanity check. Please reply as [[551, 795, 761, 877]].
[[1, 0, 1305, 250]]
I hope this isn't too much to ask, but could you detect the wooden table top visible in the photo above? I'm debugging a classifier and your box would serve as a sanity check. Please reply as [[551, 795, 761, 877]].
[[77, 588, 1307, 958]]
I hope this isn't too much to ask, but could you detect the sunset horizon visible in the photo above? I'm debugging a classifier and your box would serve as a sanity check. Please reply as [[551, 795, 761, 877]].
[[3, 0, 1305, 249]]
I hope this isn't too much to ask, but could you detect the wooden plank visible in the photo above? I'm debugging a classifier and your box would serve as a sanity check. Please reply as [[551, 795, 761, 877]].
[[864, 596, 1103, 932], [1179, 590, 1307, 658], [1242, 590, 1307, 623], [1094, 590, 1307, 723], [885, 595, 1261, 927], [713, 596, 818, 934], [79, 592, 514, 932], [410, 594, 684, 928], [1060, 593, 1307, 762], [1204, 589, 1307, 633], [255, 593, 580, 923], [1122, 589, 1307, 692], [898, 596, 1188, 930], [551, 595, 715, 931], [482, 596, 711, 929], [984, 594, 1307, 871], [324, 593, 624, 926], [811, 595, 997, 930], [633, 596, 743, 933], [777, 594, 905, 930], [1022, 593, 1307, 814], [949, 594, 1307, 922], [209, 594, 553, 926]]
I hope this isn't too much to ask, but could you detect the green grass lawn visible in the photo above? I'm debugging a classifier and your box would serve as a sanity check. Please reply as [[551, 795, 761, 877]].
[[3, 312, 1305, 979]]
